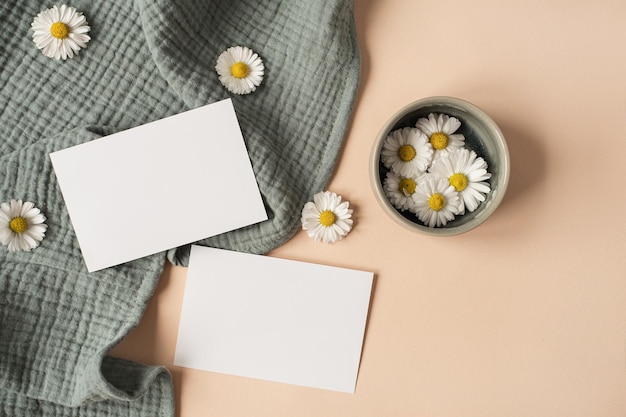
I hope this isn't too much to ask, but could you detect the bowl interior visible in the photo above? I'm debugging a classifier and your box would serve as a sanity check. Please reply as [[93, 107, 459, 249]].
[[372, 97, 509, 235]]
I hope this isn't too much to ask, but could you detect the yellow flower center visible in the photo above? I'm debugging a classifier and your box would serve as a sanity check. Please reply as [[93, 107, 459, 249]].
[[231, 62, 249, 79], [319, 210, 336, 227], [397, 144, 416, 162], [9, 217, 28, 234], [428, 193, 445, 211], [449, 173, 469, 192], [50, 22, 69, 39], [430, 132, 449, 150], [398, 178, 416, 196]]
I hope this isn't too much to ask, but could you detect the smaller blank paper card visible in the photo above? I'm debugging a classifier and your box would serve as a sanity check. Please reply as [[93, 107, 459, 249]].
[[174, 245, 374, 393]]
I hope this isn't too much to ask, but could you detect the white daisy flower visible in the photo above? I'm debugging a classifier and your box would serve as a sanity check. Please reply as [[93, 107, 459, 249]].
[[415, 113, 465, 160], [215, 46, 265, 95], [383, 171, 421, 212], [31, 4, 91, 61], [413, 176, 460, 228], [0, 200, 48, 252], [301, 191, 353, 243], [381, 127, 433, 177], [429, 148, 492, 214]]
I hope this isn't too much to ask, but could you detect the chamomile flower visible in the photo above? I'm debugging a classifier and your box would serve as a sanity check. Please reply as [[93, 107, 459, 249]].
[[31, 4, 91, 60], [413, 176, 460, 227], [301, 191, 353, 243], [429, 148, 491, 214], [0, 200, 48, 252], [216, 46, 264, 95], [383, 171, 420, 212], [381, 127, 433, 177], [415, 113, 465, 160]]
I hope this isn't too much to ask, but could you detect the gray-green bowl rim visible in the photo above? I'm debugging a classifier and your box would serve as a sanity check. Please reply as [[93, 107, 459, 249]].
[[369, 96, 510, 236]]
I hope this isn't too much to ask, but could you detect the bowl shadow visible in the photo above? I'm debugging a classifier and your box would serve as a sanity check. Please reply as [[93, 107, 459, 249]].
[[492, 118, 546, 213]]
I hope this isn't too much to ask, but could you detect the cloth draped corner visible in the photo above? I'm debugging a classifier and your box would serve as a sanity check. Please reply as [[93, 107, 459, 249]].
[[0, 0, 360, 415]]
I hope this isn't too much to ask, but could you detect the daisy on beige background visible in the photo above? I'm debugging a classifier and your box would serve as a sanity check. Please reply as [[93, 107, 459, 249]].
[[301, 191, 353, 243]]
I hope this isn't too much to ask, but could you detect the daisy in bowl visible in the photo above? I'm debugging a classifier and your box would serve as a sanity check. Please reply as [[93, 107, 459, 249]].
[[383, 170, 421, 212], [31, 4, 91, 60], [381, 127, 433, 178], [215, 46, 265, 95], [301, 191, 353, 243], [0, 200, 48, 252], [412, 176, 460, 228], [415, 113, 465, 160], [429, 148, 491, 214]]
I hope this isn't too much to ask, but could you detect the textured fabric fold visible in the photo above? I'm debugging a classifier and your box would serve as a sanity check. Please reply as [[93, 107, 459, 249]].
[[0, 127, 172, 413], [1, 0, 360, 415], [133, 0, 361, 265], [1, 357, 174, 416]]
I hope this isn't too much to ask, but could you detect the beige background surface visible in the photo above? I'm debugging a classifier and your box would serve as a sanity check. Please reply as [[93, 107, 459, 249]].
[[112, 1, 626, 416]]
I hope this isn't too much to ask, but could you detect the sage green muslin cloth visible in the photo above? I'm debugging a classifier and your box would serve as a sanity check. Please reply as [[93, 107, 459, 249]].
[[0, 0, 360, 415]]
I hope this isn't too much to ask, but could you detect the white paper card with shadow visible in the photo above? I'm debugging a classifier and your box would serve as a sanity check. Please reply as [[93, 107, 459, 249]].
[[50, 99, 267, 272], [174, 245, 374, 393]]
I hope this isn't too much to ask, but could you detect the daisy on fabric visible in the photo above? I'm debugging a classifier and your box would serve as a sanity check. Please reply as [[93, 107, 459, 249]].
[[381, 127, 433, 177], [0, 200, 48, 252], [412, 176, 460, 228], [301, 191, 353, 243], [415, 113, 465, 159], [429, 148, 492, 214], [31, 4, 91, 60], [383, 170, 421, 212], [215, 46, 265, 95]]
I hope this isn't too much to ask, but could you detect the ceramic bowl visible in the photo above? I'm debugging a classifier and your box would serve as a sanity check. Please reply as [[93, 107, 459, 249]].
[[369, 96, 510, 236]]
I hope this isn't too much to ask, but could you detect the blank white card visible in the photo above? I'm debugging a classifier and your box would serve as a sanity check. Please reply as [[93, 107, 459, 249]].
[[50, 99, 267, 272], [174, 245, 374, 393]]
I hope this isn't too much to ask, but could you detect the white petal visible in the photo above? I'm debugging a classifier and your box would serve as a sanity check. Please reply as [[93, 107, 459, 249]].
[[442, 116, 461, 134], [9, 200, 22, 217], [0, 227, 11, 244]]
